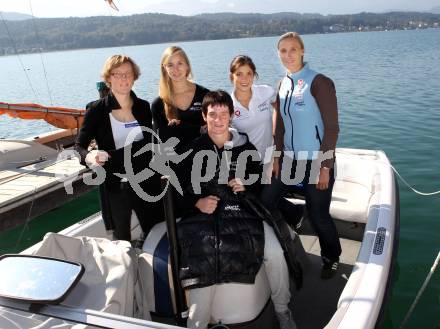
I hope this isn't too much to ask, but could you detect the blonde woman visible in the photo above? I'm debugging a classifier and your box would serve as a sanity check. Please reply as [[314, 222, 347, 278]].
[[262, 32, 341, 279], [151, 46, 209, 150]]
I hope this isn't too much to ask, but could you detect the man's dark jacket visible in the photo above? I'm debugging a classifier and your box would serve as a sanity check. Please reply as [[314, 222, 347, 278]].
[[177, 129, 265, 289]]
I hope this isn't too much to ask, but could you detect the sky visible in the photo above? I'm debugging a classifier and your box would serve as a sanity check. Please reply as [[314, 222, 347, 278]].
[[0, 0, 438, 18]]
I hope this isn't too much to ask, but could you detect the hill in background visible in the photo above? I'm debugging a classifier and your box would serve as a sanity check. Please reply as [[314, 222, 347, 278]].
[[430, 6, 440, 14], [0, 12, 33, 21], [0, 11, 439, 55]]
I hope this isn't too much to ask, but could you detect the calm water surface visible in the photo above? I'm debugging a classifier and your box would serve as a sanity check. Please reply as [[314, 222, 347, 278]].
[[0, 29, 439, 328]]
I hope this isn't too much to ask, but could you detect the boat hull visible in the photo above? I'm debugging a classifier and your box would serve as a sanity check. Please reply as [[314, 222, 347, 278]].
[[0, 148, 399, 329]]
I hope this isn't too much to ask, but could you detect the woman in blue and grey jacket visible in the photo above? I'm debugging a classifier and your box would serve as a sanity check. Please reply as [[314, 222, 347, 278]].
[[262, 32, 342, 279]]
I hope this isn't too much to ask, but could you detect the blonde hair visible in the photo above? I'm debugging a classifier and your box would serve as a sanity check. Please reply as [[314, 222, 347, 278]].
[[101, 55, 140, 86], [159, 46, 193, 121], [277, 32, 305, 50]]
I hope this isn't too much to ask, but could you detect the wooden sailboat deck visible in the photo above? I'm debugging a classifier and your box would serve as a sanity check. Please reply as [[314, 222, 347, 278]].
[[0, 156, 91, 231]]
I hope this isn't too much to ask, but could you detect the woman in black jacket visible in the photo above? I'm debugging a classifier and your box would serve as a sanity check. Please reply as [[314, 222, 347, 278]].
[[75, 55, 163, 241]]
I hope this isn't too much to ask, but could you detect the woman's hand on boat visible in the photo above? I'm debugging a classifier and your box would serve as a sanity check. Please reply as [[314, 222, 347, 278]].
[[317, 167, 330, 190], [228, 178, 245, 193], [195, 195, 220, 214]]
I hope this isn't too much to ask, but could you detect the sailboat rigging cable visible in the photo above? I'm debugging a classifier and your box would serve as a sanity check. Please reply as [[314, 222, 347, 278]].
[[28, 0, 54, 106], [104, 1, 126, 54], [0, 12, 39, 102]]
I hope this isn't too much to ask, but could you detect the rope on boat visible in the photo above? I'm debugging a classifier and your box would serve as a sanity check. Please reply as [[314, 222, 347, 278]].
[[14, 185, 37, 251], [389, 163, 440, 196], [336, 149, 440, 196], [399, 251, 440, 328]]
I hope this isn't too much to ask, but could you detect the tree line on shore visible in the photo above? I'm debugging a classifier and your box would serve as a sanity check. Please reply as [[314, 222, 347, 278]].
[[0, 11, 439, 55]]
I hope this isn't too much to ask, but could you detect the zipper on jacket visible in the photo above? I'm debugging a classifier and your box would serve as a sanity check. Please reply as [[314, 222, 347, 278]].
[[285, 77, 295, 158], [282, 90, 290, 116], [212, 144, 221, 283], [214, 212, 220, 284], [315, 125, 322, 145], [214, 145, 227, 183]]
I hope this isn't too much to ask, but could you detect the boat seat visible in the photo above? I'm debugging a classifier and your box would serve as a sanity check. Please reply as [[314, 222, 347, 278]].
[[139, 221, 271, 324], [330, 154, 378, 224]]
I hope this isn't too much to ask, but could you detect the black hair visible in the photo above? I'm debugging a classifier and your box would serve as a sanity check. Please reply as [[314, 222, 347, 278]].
[[202, 90, 234, 116]]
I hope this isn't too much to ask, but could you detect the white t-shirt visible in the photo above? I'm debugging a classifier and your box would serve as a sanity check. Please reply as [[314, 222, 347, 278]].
[[109, 113, 143, 149], [231, 84, 277, 162]]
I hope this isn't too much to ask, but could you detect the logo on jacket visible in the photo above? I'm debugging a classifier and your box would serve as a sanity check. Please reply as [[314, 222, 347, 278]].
[[224, 204, 241, 211], [293, 80, 305, 106], [293, 93, 305, 106], [189, 102, 202, 111], [234, 109, 241, 117]]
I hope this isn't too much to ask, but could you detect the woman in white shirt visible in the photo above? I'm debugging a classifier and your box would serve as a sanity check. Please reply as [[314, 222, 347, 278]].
[[229, 55, 304, 228], [230, 55, 276, 174]]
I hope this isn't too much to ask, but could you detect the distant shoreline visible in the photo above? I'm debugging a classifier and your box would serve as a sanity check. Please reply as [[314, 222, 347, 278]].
[[1, 11, 439, 56], [1, 28, 438, 59], [1, 28, 439, 59]]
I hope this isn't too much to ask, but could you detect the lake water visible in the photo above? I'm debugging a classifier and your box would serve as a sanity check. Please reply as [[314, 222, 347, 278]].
[[1, 29, 439, 328]]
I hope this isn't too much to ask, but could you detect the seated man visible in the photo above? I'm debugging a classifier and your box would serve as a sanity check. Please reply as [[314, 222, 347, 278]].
[[176, 90, 296, 329]]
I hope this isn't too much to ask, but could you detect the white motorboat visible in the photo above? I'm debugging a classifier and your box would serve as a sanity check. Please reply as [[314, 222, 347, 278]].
[[0, 147, 399, 329]]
